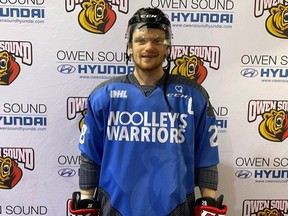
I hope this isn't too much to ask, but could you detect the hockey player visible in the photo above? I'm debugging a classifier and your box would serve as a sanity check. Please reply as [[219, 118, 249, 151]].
[[69, 7, 227, 216]]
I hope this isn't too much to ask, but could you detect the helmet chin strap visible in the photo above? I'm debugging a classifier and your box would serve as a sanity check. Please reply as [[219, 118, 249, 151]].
[[163, 46, 172, 112], [163, 46, 171, 74], [125, 44, 131, 65]]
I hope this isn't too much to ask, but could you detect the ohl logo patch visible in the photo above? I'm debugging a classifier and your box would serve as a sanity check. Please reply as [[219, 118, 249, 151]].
[[247, 100, 288, 142], [65, 0, 129, 34], [254, 1, 288, 39]]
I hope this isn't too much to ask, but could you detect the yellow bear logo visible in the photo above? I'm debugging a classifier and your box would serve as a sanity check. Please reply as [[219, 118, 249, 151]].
[[78, 0, 116, 34], [79, 109, 87, 131], [257, 207, 284, 216], [259, 109, 288, 142], [0, 51, 20, 85], [171, 55, 207, 84], [265, 4, 288, 39], [0, 157, 23, 189]]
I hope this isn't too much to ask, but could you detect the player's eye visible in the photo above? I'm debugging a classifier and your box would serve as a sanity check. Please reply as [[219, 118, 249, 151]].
[[152, 37, 164, 44], [133, 37, 147, 45], [133, 37, 167, 45]]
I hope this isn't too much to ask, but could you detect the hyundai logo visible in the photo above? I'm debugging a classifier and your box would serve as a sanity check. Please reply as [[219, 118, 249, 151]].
[[57, 64, 76, 74], [58, 168, 76, 177], [235, 170, 253, 179], [240, 68, 258, 78]]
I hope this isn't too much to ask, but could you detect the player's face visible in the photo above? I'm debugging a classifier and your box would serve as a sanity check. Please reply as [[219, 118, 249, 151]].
[[130, 28, 169, 72]]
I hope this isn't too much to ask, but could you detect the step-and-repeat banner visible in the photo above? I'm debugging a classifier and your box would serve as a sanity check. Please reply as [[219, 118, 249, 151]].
[[1, 0, 288, 215]]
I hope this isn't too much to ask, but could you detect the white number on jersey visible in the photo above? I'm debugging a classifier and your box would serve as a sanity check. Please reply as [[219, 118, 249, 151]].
[[79, 124, 88, 144], [209, 125, 218, 147]]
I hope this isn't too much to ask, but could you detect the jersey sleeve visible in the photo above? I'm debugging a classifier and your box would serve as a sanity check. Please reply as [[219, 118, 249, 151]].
[[194, 92, 220, 168], [78, 88, 107, 166]]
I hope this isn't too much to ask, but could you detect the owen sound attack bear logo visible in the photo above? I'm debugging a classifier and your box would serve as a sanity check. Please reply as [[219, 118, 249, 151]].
[[248, 100, 288, 142], [265, 4, 288, 39], [169, 45, 220, 84], [257, 207, 284, 216], [0, 51, 20, 85], [78, 0, 116, 34], [0, 157, 23, 189], [259, 109, 288, 142], [171, 55, 207, 84]]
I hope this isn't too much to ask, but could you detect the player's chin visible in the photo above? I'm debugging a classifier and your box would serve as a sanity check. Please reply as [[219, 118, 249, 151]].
[[142, 57, 163, 65], [141, 56, 157, 63]]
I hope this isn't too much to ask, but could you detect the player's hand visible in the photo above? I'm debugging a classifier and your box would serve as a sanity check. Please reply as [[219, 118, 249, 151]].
[[68, 191, 100, 216], [194, 194, 228, 216]]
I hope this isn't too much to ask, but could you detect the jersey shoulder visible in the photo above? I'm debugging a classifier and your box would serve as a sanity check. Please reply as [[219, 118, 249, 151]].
[[168, 74, 215, 116], [167, 74, 209, 99]]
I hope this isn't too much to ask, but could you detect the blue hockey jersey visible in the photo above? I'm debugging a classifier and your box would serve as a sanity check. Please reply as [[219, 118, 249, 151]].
[[79, 73, 219, 216]]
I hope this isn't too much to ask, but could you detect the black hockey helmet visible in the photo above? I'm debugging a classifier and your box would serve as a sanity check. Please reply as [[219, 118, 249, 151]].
[[125, 7, 172, 45]]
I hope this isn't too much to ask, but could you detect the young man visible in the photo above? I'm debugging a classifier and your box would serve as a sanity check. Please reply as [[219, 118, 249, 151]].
[[69, 7, 227, 216]]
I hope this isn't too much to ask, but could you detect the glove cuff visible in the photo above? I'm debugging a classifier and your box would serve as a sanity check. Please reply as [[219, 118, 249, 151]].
[[68, 199, 100, 216], [195, 196, 219, 207], [195, 205, 228, 216], [69, 192, 100, 216], [194, 195, 228, 216]]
